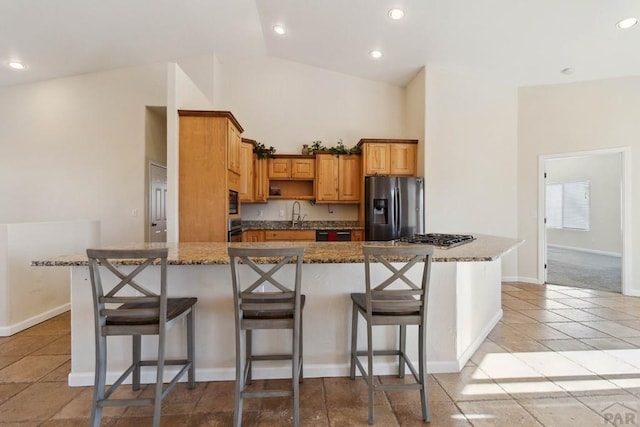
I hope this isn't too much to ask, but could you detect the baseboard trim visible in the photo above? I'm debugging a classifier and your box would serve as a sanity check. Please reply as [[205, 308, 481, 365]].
[[0, 304, 70, 337], [68, 359, 466, 387], [456, 309, 503, 370], [513, 277, 543, 285], [548, 244, 621, 258]]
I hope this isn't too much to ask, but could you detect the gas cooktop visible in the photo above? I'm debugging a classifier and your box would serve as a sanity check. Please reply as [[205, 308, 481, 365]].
[[397, 233, 476, 248]]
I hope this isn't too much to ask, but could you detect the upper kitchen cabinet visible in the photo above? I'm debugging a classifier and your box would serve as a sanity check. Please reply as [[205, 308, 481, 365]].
[[268, 156, 315, 179], [315, 153, 361, 203], [358, 139, 418, 176], [227, 121, 241, 176], [178, 110, 244, 242], [267, 155, 316, 200], [239, 138, 268, 203]]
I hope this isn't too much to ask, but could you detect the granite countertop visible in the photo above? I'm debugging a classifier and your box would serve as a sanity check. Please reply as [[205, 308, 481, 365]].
[[32, 234, 523, 266], [242, 221, 363, 231]]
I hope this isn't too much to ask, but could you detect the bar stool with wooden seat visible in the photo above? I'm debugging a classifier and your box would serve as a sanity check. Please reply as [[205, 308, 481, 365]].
[[228, 246, 305, 427], [86, 248, 197, 427], [350, 244, 434, 424]]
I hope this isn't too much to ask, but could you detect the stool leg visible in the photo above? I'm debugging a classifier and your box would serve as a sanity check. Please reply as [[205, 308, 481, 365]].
[[292, 319, 300, 427], [132, 335, 141, 390], [234, 329, 245, 427], [399, 325, 406, 378], [367, 320, 374, 425], [419, 324, 430, 422], [349, 303, 358, 379], [187, 308, 196, 388], [299, 314, 304, 383], [153, 326, 167, 427], [246, 329, 253, 384], [90, 333, 107, 427]]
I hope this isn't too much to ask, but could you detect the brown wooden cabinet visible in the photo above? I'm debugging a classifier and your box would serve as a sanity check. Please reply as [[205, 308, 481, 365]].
[[263, 229, 316, 241], [267, 155, 315, 200], [227, 121, 241, 175], [238, 140, 254, 202], [315, 153, 360, 203], [351, 230, 364, 241], [268, 156, 315, 179], [178, 110, 244, 242], [239, 139, 269, 204], [358, 139, 418, 176], [242, 230, 265, 242]]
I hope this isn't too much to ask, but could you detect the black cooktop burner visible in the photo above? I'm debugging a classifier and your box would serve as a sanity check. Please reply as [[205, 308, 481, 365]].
[[398, 233, 475, 248]]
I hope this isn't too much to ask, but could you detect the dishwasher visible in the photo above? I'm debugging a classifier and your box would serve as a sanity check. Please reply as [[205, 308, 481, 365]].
[[315, 230, 352, 241]]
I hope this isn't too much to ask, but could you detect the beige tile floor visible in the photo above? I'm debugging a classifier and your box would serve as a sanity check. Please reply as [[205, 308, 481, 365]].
[[3, 282, 640, 425]]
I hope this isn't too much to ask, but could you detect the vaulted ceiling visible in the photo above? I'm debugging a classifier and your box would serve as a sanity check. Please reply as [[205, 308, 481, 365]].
[[1, 0, 639, 88]]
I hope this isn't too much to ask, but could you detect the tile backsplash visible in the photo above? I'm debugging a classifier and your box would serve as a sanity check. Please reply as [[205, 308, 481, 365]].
[[241, 200, 358, 221]]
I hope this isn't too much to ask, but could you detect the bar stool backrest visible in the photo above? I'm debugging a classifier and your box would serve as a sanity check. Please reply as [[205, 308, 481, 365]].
[[363, 245, 434, 325], [87, 247, 169, 336], [228, 247, 304, 329]]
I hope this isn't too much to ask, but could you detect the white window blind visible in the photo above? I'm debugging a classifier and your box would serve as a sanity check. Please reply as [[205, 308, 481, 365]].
[[546, 181, 590, 230]]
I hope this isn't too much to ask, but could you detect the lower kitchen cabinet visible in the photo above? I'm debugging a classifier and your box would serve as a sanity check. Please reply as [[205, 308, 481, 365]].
[[242, 230, 265, 242], [263, 230, 316, 241], [351, 230, 364, 241]]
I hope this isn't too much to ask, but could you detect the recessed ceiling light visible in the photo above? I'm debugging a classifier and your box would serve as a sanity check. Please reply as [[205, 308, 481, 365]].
[[388, 8, 405, 20], [370, 50, 383, 59], [561, 67, 574, 75], [273, 24, 286, 35], [7, 61, 26, 70], [617, 17, 638, 29]]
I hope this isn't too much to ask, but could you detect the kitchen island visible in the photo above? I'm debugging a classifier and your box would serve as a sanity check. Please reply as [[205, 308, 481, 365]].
[[34, 235, 521, 387]]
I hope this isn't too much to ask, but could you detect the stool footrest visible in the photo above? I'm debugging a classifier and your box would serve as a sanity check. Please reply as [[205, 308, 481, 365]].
[[243, 389, 293, 399]]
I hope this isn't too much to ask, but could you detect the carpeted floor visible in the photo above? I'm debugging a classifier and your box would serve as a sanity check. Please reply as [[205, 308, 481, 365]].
[[546, 246, 622, 293]]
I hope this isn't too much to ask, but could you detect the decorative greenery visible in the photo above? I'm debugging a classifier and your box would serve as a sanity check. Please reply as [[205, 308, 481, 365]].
[[254, 142, 276, 159], [308, 139, 361, 155]]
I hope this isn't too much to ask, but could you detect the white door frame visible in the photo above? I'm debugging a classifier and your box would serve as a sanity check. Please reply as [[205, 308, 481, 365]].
[[538, 147, 631, 295]]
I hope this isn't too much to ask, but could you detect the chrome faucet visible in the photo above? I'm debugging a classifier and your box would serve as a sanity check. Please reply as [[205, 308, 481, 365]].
[[291, 201, 305, 227]]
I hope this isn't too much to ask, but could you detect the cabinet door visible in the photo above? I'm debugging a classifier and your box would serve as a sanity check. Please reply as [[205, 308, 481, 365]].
[[351, 230, 364, 241], [253, 158, 268, 203], [242, 230, 265, 242], [291, 159, 315, 179], [264, 230, 316, 241], [364, 143, 390, 175], [238, 142, 254, 202], [390, 143, 417, 176], [315, 154, 339, 202], [339, 155, 360, 201], [268, 158, 291, 178], [227, 121, 241, 175]]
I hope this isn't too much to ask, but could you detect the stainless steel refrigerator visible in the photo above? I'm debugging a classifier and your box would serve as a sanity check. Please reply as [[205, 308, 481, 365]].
[[364, 176, 424, 241]]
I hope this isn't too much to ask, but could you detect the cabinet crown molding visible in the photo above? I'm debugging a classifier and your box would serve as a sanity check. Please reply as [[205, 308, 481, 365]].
[[177, 110, 244, 133], [357, 138, 418, 147]]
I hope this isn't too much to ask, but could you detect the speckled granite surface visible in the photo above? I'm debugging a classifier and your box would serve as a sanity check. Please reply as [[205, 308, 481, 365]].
[[32, 234, 522, 266], [242, 220, 362, 230]]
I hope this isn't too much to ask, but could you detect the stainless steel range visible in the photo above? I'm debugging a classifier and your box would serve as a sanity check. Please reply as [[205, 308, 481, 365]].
[[397, 233, 475, 248]]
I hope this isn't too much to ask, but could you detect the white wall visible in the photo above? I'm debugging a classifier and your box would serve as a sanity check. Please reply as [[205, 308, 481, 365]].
[[546, 154, 622, 255], [405, 68, 427, 176], [215, 55, 408, 222], [0, 220, 100, 336], [0, 63, 168, 245], [518, 76, 640, 290], [424, 68, 519, 278], [216, 55, 406, 152]]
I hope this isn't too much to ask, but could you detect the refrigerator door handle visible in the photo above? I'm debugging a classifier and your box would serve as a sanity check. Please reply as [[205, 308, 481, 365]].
[[395, 185, 401, 237]]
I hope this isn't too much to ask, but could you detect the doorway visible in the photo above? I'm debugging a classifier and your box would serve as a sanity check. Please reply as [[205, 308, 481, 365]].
[[148, 163, 167, 242], [539, 148, 629, 294]]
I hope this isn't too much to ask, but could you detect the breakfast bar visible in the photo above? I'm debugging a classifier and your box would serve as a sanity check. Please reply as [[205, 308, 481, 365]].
[[34, 234, 521, 387]]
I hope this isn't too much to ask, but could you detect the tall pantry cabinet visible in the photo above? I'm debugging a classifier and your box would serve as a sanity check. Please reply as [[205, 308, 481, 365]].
[[178, 110, 243, 242]]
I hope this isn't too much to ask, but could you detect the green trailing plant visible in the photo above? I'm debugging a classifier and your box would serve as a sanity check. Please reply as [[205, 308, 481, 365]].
[[253, 142, 276, 159], [308, 139, 361, 155]]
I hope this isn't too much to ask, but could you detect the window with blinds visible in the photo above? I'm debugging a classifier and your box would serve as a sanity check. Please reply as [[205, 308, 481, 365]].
[[546, 181, 590, 230]]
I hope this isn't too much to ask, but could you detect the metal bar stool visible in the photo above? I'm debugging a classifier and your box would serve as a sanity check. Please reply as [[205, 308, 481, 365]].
[[350, 244, 434, 424], [86, 248, 197, 427], [228, 246, 305, 427]]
